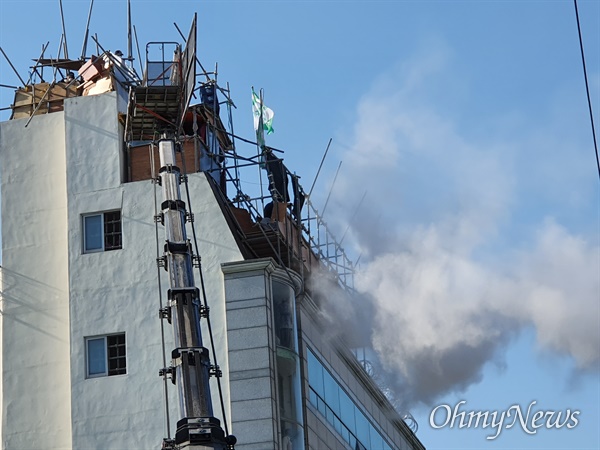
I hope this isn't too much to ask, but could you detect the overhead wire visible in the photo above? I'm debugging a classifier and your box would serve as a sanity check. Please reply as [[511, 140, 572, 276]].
[[573, 0, 600, 179]]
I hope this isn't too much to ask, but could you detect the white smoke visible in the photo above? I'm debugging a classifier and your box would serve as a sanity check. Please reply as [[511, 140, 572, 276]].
[[322, 45, 600, 408], [506, 221, 600, 368], [356, 220, 599, 407]]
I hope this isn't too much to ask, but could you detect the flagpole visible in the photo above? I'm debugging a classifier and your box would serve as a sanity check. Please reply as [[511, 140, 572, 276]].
[[252, 86, 266, 211], [259, 88, 265, 152], [258, 88, 267, 215]]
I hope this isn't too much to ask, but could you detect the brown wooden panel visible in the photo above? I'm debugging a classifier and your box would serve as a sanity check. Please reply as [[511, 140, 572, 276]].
[[11, 82, 78, 119]]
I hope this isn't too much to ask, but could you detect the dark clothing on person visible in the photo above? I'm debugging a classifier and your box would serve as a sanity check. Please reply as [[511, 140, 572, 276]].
[[264, 150, 288, 203]]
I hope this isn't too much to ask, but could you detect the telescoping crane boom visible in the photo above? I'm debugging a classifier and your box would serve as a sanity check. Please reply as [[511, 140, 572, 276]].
[[157, 138, 235, 450]]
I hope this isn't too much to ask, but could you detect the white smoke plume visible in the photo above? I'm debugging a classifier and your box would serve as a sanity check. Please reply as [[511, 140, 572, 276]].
[[356, 220, 599, 407], [319, 45, 600, 409]]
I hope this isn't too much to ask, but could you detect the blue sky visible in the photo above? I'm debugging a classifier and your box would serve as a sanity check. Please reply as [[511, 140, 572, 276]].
[[1, 1, 598, 449]]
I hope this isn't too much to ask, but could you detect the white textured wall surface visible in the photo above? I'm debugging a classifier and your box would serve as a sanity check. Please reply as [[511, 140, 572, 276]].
[[1, 91, 243, 449], [64, 92, 163, 450], [64, 92, 242, 449], [0, 112, 72, 449]]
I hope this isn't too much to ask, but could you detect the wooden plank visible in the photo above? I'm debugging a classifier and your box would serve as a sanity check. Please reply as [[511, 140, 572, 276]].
[[10, 82, 78, 119]]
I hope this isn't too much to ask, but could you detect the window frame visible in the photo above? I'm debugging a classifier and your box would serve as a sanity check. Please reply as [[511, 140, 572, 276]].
[[82, 210, 122, 253], [85, 333, 127, 379]]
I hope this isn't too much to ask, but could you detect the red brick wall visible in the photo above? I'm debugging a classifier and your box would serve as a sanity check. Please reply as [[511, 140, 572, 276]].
[[129, 140, 198, 182]]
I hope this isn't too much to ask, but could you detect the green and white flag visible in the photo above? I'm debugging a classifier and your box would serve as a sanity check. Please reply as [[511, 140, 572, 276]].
[[252, 88, 274, 147]]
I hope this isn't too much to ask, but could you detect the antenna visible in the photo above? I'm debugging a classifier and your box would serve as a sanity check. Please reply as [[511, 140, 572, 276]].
[[308, 137, 332, 198], [127, 0, 133, 66], [80, 0, 94, 60], [133, 25, 143, 77], [59, 0, 69, 59]]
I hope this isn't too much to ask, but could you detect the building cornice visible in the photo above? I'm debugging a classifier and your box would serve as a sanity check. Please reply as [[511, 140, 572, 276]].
[[221, 257, 276, 276]]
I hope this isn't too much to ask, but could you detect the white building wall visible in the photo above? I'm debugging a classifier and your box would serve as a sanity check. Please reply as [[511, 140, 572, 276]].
[[64, 92, 165, 449], [0, 112, 73, 449], [1, 91, 244, 449], [62, 92, 242, 449]]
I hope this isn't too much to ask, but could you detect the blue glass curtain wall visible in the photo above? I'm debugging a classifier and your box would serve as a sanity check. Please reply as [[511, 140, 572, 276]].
[[306, 349, 393, 450]]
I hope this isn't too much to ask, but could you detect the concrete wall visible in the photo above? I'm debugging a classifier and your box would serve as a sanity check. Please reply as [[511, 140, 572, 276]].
[[304, 408, 349, 450], [0, 111, 72, 449], [222, 259, 280, 450]]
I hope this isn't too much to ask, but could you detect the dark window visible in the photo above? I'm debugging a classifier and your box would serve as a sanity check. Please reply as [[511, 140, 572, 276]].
[[107, 333, 126, 375], [86, 333, 126, 378], [103, 211, 122, 250]]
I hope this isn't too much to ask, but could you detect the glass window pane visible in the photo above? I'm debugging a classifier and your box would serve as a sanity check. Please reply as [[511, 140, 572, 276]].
[[349, 434, 357, 450], [307, 347, 390, 450], [87, 338, 106, 376], [339, 389, 355, 432], [326, 405, 334, 423], [309, 389, 318, 407], [307, 350, 324, 397], [84, 215, 103, 252], [323, 370, 339, 413], [317, 396, 326, 417], [355, 407, 370, 449], [273, 281, 294, 349], [369, 423, 383, 450], [333, 416, 343, 435], [340, 426, 350, 446]]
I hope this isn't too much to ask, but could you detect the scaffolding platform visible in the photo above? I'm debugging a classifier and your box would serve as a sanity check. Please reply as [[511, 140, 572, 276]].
[[127, 85, 182, 141]]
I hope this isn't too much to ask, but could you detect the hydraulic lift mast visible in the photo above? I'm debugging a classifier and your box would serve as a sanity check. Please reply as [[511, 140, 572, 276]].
[[158, 138, 233, 450], [148, 14, 234, 450]]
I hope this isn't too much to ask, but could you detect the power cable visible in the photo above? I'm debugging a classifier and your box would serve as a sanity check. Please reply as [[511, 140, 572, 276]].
[[573, 0, 600, 179]]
